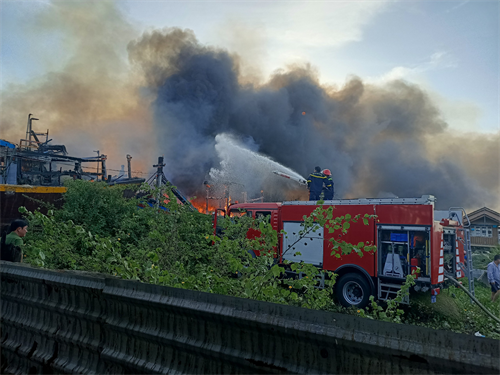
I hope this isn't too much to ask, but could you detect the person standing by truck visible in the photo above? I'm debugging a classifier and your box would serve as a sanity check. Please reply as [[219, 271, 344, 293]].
[[487, 254, 500, 302], [307, 166, 326, 201]]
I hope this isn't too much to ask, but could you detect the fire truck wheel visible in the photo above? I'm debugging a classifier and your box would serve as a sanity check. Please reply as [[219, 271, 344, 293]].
[[336, 273, 371, 308]]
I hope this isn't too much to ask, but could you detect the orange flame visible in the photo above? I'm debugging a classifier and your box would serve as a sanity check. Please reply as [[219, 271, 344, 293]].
[[190, 196, 219, 214]]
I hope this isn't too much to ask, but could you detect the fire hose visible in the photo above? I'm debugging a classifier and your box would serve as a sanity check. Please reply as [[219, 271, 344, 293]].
[[272, 171, 307, 186], [445, 272, 500, 326]]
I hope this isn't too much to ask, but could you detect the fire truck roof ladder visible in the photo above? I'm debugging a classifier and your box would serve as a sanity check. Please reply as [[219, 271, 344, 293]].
[[282, 195, 436, 206], [446, 207, 475, 302]]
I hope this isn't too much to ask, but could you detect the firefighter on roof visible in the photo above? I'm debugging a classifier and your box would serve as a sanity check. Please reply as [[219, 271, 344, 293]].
[[322, 169, 334, 200], [307, 166, 326, 201]]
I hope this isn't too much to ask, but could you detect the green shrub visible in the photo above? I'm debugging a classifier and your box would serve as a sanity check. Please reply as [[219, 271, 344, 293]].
[[473, 245, 500, 270], [19, 181, 500, 338], [57, 180, 139, 237]]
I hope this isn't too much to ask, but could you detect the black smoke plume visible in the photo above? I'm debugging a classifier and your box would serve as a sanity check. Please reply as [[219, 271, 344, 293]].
[[2, 0, 496, 211], [128, 28, 499, 210]]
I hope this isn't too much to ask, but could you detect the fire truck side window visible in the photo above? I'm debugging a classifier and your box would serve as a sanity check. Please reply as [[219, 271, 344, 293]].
[[379, 228, 430, 279], [229, 209, 248, 218]]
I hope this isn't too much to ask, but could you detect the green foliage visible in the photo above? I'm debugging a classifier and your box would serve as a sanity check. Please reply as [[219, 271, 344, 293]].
[[18, 182, 499, 338], [357, 272, 417, 323], [473, 245, 500, 270], [20, 181, 342, 310], [211, 213, 338, 309], [407, 282, 500, 339], [296, 203, 377, 259], [354, 271, 500, 339], [57, 180, 139, 237]]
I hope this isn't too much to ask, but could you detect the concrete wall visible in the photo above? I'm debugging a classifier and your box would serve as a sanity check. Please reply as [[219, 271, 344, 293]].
[[1, 261, 498, 374]]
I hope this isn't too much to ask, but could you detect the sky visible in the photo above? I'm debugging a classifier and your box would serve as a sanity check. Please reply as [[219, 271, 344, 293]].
[[0, 0, 498, 211], [2, 0, 498, 134]]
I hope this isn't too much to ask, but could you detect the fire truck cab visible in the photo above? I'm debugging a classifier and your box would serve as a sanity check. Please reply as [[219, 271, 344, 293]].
[[226, 195, 468, 308]]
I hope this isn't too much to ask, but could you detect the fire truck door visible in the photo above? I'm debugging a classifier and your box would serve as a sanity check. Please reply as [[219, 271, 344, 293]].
[[282, 222, 324, 266]]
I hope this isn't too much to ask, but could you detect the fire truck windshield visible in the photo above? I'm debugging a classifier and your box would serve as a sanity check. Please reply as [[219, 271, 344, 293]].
[[229, 209, 249, 218]]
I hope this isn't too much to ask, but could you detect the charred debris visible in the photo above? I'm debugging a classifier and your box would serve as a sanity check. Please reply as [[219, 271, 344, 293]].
[[0, 114, 144, 186], [0, 114, 199, 217]]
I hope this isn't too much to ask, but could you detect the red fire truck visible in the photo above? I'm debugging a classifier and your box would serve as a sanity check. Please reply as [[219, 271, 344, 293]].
[[222, 195, 471, 308]]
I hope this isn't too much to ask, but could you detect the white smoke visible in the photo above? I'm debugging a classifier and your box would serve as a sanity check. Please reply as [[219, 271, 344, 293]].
[[209, 133, 306, 200]]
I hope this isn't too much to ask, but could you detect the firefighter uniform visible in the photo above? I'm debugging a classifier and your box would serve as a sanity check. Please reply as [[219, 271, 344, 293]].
[[307, 172, 326, 200], [324, 175, 334, 200]]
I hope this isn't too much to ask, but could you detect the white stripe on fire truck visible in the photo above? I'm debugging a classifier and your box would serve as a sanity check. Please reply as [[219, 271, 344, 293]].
[[439, 239, 444, 269], [436, 236, 445, 283]]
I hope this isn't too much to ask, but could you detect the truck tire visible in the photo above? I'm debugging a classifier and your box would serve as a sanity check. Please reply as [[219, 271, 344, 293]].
[[336, 273, 371, 308]]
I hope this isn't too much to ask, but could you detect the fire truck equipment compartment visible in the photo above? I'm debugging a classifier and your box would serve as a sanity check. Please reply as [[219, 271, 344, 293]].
[[390, 233, 408, 242], [282, 222, 324, 266]]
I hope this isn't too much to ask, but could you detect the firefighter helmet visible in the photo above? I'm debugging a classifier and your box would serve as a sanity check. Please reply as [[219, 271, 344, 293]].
[[322, 169, 331, 176]]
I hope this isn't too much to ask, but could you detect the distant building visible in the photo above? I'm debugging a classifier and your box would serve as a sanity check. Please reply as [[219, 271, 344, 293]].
[[466, 207, 500, 248]]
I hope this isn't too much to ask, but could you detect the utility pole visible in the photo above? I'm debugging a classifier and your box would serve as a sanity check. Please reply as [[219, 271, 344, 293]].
[[101, 155, 107, 181], [153, 156, 166, 188], [145, 156, 195, 211], [74, 161, 82, 179], [225, 185, 230, 212], [126, 154, 132, 179], [204, 180, 211, 214], [146, 156, 168, 189], [94, 150, 100, 181], [150, 156, 166, 209]]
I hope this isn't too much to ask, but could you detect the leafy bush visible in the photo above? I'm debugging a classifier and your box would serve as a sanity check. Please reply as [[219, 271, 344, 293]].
[[18, 181, 500, 338], [21, 182, 342, 310], [473, 245, 500, 270], [55, 180, 140, 237]]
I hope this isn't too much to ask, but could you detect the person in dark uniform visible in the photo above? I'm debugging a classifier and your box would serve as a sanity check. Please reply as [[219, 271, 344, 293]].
[[322, 169, 334, 200], [307, 166, 326, 201], [0, 219, 29, 262]]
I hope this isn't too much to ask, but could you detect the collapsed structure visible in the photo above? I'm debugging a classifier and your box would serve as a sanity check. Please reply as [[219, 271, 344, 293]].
[[0, 114, 145, 226], [0, 114, 147, 186]]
